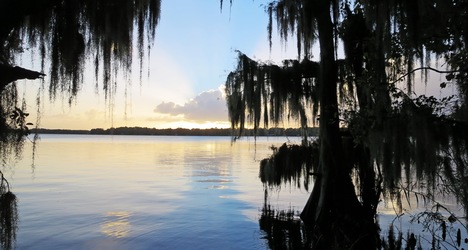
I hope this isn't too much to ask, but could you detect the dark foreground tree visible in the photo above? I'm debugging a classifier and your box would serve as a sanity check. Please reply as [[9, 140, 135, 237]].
[[225, 0, 468, 248], [0, 0, 161, 145], [0, 1, 161, 248]]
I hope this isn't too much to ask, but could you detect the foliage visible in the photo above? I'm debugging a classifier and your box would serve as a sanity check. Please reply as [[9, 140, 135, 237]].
[[0, 0, 160, 159], [345, 90, 468, 209], [0, 84, 31, 163], [0, 0, 162, 159], [379, 200, 468, 249], [0, 0, 162, 162], [226, 52, 320, 139], [0, 1, 162, 247], [224, 0, 468, 247], [1, 0, 161, 101], [0, 172, 17, 250], [259, 142, 318, 190], [225, 0, 468, 203]]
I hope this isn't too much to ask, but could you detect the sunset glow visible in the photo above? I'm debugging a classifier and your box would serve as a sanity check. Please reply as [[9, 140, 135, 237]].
[[18, 0, 298, 130]]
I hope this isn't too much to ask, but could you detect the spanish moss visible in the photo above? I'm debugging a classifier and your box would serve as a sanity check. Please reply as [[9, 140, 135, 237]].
[[225, 52, 319, 140], [0, 3, 161, 246], [226, 0, 468, 247], [1, 0, 161, 102], [0, 0, 162, 165], [259, 142, 318, 190], [0, 172, 18, 250]]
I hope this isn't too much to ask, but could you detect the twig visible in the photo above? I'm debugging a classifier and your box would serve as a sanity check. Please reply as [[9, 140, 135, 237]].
[[0, 170, 11, 192], [391, 67, 462, 85]]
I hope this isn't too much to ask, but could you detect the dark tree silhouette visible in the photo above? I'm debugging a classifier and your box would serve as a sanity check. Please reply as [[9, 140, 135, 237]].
[[0, 1, 161, 249], [0, 0, 161, 157], [224, 0, 468, 248]]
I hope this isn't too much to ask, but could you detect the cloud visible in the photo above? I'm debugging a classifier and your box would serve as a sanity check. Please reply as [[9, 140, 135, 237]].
[[154, 87, 228, 123]]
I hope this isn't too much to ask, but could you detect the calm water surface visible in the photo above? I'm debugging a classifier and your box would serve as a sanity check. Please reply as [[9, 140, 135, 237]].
[[10, 135, 307, 250], [8, 134, 467, 249]]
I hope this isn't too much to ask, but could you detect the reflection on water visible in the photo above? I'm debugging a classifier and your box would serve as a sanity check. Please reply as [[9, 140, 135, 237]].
[[11, 135, 304, 249], [11, 134, 465, 249], [101, 211, 131, 238], [259, 204, 312, 250], [260, 186, 468, 249]]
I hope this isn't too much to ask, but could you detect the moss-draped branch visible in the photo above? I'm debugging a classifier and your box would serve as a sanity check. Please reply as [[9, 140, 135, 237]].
[[225, 1, 468, 216], [225, 52, 320, 138], [0, 0, 162, 165], [1, 0, 161, 102]]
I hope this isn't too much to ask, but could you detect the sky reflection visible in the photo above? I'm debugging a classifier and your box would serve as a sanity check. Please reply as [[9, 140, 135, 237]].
[[101, 211, 131, 238], [12, 134, 299, 249]]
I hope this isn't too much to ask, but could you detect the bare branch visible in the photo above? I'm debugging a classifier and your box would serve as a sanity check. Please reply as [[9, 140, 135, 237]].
[[391, 67, 461, 85], [0, 64, 45, 90]]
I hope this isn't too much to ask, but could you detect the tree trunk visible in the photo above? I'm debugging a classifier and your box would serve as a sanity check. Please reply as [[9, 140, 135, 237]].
[[300, 0, 377, 248]]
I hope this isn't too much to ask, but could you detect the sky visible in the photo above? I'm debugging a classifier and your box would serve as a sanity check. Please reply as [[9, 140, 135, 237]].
[[18, 0, 455, 130], [18, 0, 299, 130]]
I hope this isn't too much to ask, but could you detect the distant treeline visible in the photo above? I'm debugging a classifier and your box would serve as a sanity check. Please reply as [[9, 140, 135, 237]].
[[31, 127, 319, 137]]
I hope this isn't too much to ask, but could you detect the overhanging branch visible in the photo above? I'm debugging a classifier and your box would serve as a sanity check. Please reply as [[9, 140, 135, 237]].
[[0, 64, 45, 91], [391, 67, 461, 85]]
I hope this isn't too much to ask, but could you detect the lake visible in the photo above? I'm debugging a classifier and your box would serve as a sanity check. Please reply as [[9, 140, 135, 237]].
[[6, 134, 467, 249], [9, 134, 307, 250]]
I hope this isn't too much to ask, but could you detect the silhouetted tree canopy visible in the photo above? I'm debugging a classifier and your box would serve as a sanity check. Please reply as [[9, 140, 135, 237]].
[[0, 0, 161, 159], [224, 0, 468, 248], [0, 1, 161, 248], [1, 0, 161, 99]]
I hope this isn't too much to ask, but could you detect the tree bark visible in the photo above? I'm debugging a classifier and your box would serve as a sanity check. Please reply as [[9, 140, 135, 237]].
[[300, 0, 376, 247]]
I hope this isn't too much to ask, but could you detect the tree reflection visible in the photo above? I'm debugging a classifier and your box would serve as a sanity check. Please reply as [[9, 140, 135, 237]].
[[259, 203, 312, 249], [259, 185, 468, 249], [0, 171, 17, 250]]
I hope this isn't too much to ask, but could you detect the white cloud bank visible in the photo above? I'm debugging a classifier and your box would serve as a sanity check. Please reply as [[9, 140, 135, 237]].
[[154, 87, 228, 124]]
